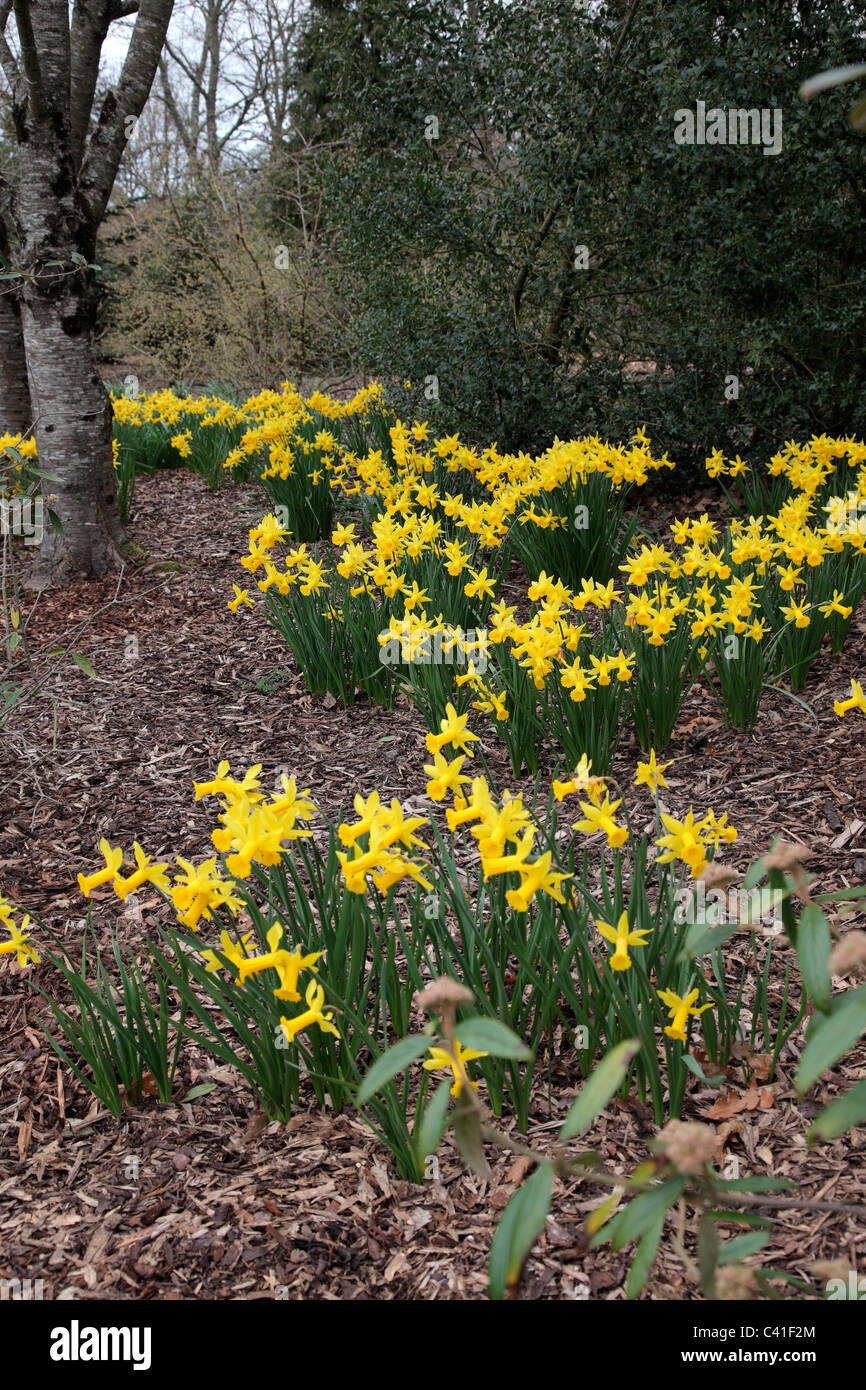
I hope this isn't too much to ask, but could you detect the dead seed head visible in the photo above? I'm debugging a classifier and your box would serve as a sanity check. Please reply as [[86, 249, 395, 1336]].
[[656, 1119, 717, 1175], [830, 931, 866, 975], [763, 841, 811, 872], [699, 864, 738, 891], [417, 976, 473, 1017], [715, 1264, 759, 1300]]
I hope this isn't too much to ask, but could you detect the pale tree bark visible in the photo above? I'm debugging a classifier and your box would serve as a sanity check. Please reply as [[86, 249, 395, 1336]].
[[0, 0, 173, 586]]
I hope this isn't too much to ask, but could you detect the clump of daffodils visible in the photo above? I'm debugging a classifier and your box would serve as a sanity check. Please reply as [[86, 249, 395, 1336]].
[[71, 746, 749, 1068], [74, 763, 338, 1048]]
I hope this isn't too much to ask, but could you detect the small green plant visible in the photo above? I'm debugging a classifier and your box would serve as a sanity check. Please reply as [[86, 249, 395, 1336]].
[[33, 923, 187, 1119]]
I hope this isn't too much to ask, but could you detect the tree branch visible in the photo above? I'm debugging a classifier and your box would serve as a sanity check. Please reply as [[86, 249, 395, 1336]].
[[0, 0, 20, 88], [12, 0, 47, 121], [77, 0, 174, 230]]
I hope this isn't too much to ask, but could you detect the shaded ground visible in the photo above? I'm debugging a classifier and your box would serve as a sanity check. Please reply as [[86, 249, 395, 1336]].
[[1, 469, 865, 1301]]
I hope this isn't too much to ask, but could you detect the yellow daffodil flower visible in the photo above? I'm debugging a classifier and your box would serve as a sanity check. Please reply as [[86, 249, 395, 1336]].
[[113, 843, 171, 900], [423, 1040, 488, 1096], [834, 679, 866, 717], [658, 987, 714, 1043], [279, 979, 340, 1044], [0, 919, 40, 968], [634, 750, 670, 793], [572, 793, 628, 849], [77, 838, 124, 897], [425, 701, 480, 757], [596, 911, 651, 971]]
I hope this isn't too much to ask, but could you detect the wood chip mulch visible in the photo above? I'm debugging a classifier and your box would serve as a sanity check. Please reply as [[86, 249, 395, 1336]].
[[1, 468, 865, 1301]]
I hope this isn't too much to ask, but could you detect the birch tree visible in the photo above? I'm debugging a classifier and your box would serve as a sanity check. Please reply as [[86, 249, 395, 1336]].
[[0, 0, 173, 584]]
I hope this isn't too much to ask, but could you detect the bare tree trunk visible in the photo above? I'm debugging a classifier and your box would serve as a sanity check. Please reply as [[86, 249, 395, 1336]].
[[0, 0, 173, 585], [13, 39, 123, 586], [20, 283, 123, 585]]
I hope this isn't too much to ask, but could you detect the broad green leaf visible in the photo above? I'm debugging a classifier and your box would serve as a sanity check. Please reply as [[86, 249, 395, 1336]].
[[796, 986, 866, 1092], [626, 1209, 665, 1299], [452, 1085, 490, 1180], [796, 904, 832, 1013], [756, 1268, 809, 1290], [742, 858, 767, 892], [808, 1078, 866, 1143], [181, 1082, 217, 1101], [560, 1038, 640, 1139], [682, 1053, 726, 1086], [601, 1177, 685, 1251], [586, 1189, 621, 1236], [454, 1016, 531, 1059], [716, 1176, 795, 1193], [679, 916, 743, 960], [416, 1078, 451, 1161], [356, 1034, 430, 1105], [489, 1162, 554, 1300], [71, 652, 96, 678], [813, 886, 866, 904], [706, 1210, 772, 1228], [718, 1230, 770, 1264], [698, 1212, 720, 1296]]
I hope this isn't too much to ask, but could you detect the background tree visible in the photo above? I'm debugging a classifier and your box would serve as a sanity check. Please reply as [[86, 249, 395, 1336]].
[[101, 0, 351, 390], [0, 0, 173, 584], [290, 0, 866, 461]]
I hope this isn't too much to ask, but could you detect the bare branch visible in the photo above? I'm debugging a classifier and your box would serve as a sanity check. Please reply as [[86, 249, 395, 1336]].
[[77, 0, 174, 229], [0, 2, 20, 90], [11, 0, 47, 120]]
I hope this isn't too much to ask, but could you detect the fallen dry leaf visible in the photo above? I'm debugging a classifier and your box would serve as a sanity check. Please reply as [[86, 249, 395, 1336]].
[[704, 1078, 775, 1120]]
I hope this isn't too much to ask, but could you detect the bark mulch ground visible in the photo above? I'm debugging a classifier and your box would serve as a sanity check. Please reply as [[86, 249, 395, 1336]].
[[1, 468, 865, 1301]]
